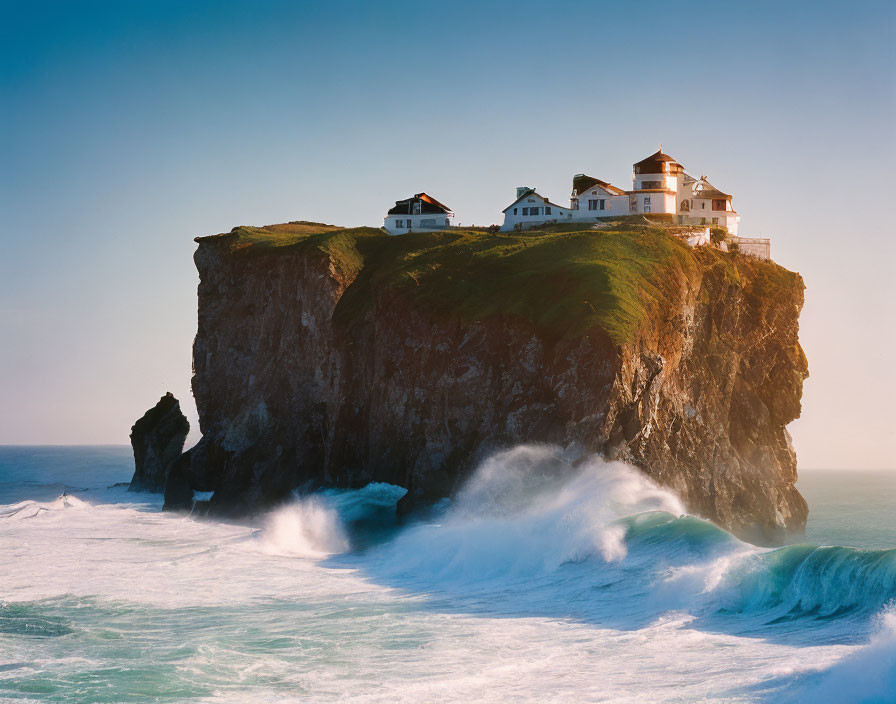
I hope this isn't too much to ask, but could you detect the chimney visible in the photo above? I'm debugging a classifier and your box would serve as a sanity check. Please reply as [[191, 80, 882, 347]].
[[517, 186, 531, 199]]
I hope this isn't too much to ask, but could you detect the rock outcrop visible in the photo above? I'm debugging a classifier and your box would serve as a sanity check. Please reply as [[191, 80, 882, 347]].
[[129, 392, 190, 493], [167, 222, 809, 545]]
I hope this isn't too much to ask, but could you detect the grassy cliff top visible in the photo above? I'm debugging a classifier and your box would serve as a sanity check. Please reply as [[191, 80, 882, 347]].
[[197, 220, 801, 345]]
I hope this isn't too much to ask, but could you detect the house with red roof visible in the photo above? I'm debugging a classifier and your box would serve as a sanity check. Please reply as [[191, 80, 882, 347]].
[[384, 193, 453, 235]]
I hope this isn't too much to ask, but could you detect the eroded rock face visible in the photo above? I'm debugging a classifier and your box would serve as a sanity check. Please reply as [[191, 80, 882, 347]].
[[173, 232, 808, 545], [129, 392, 190, 493]]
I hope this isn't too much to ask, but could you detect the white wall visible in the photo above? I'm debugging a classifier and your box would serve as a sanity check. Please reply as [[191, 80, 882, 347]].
[[629, 191, 677, 214], [384, 212, 452, 235], [730, 236, 769, 258], [501, 192, 570, 231], [680, 209, 740, 235], [569, 184, 629, 220], [633, 172, 678, 191]]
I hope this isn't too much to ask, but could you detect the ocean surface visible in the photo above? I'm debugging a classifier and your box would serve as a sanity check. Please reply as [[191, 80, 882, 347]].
[[1, 445, 895, 703]]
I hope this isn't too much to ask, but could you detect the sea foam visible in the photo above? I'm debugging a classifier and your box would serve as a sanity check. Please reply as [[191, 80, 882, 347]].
[[2, 445, 894, 703]]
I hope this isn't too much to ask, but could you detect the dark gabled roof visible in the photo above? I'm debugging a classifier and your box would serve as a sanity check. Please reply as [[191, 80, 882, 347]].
[[694, 188, 731, 200], [387, 192, 452, 215], [501, 189, 567, 213], [692, 178, 732, 200], [572, 174, 626, 196]]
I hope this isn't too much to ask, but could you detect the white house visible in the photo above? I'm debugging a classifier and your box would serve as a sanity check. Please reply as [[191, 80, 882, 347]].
[[684, 176, 740, 233], [628, 149, 740, 234], [384, 193, 453, 235], [628, 149, 683, 218], [499, 148, 741, 236], [569, 175, 629, 218], [500, 187, 570, 231]]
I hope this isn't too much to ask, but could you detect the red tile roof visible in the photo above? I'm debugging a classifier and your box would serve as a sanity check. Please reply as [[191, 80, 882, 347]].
[[387, 192, 452, 215]]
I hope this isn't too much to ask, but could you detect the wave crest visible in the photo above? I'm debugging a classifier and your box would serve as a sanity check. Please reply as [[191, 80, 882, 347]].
[[366, 445, 686, 583], [772, 603, 896, 703]]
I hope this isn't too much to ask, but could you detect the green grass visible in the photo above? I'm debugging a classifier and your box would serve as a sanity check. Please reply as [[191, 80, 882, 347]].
[[197, 221, 388, 280], [338, 226, 697, 344], [198, 221, 796, 345]]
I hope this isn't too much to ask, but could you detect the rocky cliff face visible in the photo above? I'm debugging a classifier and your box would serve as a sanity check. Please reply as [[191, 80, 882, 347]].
[[169, 223, 808, 545], [129, 392, 190, 493]]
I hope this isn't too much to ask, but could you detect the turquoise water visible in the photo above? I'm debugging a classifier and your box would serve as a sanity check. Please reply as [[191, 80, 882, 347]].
[[1, 446, 895, 703], [799, 470, 896, 550]]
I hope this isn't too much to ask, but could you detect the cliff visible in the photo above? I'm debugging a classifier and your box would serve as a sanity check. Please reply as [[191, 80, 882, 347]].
[[169, 220, 809, 545]]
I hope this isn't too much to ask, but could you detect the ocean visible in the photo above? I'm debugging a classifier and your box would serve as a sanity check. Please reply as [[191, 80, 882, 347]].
[[1, 445, 894, 703]]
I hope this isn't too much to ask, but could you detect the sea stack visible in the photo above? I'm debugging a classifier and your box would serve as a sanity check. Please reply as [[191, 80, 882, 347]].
[[129, 392, 190, 493]]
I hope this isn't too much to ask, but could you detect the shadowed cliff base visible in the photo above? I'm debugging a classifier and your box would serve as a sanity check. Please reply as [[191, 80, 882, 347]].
[[164, 221, 808, 546]]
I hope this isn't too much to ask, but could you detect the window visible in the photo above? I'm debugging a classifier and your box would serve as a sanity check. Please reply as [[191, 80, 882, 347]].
[[572, 200, 579, 210], [712, 199, 726, 211], [530, 207, 540, 216], [643, 196, 651, 213], [712, 217, 719, 225], [588, 199, 598, 211], [522, 207, 529, 215], [641, 181, 661, 189], [545, 207, 552, 215], [413, 202, 421, 214], [513, 208, 518, 215], [395, 219, 403, 228], [701, 202, 706, 209], [599, 199, 606, 211]]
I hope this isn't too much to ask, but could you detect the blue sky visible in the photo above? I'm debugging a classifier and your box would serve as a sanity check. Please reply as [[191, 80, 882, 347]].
[[1, 0, 894, 469]]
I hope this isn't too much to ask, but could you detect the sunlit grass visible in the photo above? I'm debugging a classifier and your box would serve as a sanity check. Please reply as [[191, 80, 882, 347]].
[[197, 221, 799, 345]]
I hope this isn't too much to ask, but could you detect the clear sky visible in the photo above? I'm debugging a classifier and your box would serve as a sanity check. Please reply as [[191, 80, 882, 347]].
[[1, 0, 894, 469]]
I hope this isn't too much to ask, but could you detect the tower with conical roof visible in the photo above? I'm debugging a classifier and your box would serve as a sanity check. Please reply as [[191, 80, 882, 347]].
[[628, 147, 686, 215]]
